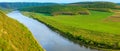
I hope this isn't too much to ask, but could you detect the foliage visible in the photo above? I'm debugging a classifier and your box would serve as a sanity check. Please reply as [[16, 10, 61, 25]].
[[19, 5, 90, 15], [88, 8, 113, 12], [0, 2, 58, 9], [70, 2, 117, 8]]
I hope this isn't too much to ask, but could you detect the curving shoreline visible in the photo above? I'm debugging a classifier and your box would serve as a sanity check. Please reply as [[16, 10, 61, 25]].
[[8, 11, 99, 51], [6, 11, 44, 51], [21, 11, 120, 51]]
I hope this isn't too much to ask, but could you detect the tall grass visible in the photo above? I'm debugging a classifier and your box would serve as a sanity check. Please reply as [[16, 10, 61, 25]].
[[0, 10, 44, 51]]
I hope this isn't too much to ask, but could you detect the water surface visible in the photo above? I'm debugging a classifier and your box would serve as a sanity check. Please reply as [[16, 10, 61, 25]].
[[7, 11, 98, 51]]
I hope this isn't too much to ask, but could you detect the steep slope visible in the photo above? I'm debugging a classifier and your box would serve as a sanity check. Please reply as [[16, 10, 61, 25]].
[[0, 10, 44, 51]]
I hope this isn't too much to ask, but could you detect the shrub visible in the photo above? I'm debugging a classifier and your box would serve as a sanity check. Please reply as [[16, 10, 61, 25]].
[[88, 8, 113, 12], [117, 42, 120, 48], [79, 11, 90, 15], [52, 12, 75, 16]]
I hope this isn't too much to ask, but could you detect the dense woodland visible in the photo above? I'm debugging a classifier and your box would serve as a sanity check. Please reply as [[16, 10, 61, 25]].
[[20, 5, 90, 15], [0, 2, 58, 9], [70, 2, 116, 8], [19, 2, 120, 15]]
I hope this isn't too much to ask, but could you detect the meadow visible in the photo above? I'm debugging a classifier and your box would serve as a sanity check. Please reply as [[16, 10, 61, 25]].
[[0, 1, 119, 51], [21, 10, 120, 50], [0, 10, 44, 51]]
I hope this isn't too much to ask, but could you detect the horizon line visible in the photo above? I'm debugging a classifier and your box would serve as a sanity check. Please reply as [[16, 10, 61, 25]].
[[0, 1, 119, 3]]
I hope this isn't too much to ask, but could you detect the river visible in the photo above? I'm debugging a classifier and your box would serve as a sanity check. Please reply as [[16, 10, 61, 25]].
[[7, 11, 98, 51]]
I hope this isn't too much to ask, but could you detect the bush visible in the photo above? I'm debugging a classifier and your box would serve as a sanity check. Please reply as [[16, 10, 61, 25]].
[[117, 42, 120, 48], [52, 12, 75, 16], [79, 11, 90, 15], [89, 41, 94, 45], [88, 8, 113, 12]]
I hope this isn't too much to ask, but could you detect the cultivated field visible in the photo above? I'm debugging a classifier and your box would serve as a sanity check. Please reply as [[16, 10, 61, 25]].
[[22, 10, 120, 50]]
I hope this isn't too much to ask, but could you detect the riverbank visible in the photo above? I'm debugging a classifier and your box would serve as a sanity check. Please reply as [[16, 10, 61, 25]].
[[21, 11, 120, 51], [9, 11, 97, 51], [0, 10, 44, 51]]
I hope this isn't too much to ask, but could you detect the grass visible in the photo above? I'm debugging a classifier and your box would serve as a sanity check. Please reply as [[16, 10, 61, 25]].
[[0, 10, 44, 51], [21, 10, 120, 50], [0, 7, 13, 13]]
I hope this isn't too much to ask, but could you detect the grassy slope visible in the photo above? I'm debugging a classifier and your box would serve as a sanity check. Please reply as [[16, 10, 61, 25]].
[[0, 11, 44, 51], [0, 7, 13, 14], [22, 11, 120, 50]]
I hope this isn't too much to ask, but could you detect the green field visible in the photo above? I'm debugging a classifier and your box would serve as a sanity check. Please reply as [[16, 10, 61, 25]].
[[0, 10, 44, 51], [22, 11, 120, 50]]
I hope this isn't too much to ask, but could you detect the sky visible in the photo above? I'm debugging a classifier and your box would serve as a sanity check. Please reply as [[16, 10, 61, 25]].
[[0, 0, 120, 3]]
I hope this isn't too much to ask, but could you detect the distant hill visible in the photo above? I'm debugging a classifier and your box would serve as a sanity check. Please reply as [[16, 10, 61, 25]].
[[117, 3, 120, 5], [0, 7, 13, 13], [69, 2, 117, 8], [20, 5, 90, 15], [0, 2, 59, 9]]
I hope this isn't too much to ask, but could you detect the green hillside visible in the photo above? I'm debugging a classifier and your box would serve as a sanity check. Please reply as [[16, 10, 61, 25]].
[[0, 10, 44, 51], [15, 1, 120, 50], [70, 2, 116, 8], [0, 2, 58, 9], [21, 10, 120, 50], [20, 5, 90, 15], [68, 2, 118, 12]]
